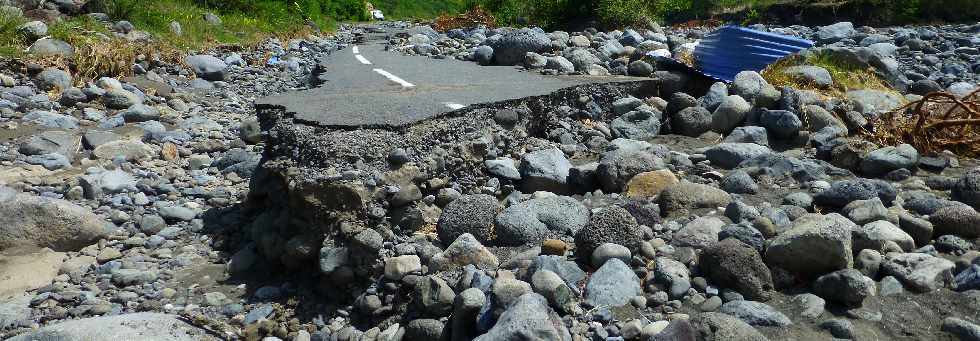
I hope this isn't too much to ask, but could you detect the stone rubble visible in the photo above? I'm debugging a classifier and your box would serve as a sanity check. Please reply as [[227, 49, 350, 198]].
[[0, 9, 978, 341]]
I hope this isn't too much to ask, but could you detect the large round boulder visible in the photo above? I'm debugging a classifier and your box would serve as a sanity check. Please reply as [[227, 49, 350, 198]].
[[489, 29, 552, 66], [0, 186, 110, 252], [701, 238, 774, 301], [495, 196, 589, 245], [574, 206, 641, 258], [436, 194, 501, 244]]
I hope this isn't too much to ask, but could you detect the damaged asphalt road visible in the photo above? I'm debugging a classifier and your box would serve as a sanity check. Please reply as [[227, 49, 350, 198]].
[[257, 28, 630, 129]]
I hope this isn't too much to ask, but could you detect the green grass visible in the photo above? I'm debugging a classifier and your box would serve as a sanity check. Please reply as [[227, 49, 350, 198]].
[[762, 51, 896, 99], [372, 0, 466, 20], [0, 7, 27, 55], [0, 0, 360, 81], [105, 0, 320, 51], [0, 0, 356, 59]]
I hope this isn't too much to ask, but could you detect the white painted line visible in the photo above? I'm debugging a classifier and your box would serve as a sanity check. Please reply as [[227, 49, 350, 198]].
[[352, 45, 359, 54], [444, 102, 465, 110], [373, 68, 415, 88], [355, 54, 372, 65]]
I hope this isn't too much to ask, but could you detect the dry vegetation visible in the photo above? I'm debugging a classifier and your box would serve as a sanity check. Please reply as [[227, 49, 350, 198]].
[[866, 88, 980, 157]]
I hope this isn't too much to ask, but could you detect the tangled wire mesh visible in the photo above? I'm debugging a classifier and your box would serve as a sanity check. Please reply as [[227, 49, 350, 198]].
[[864, 88, 980, 157], [433, 6, 496, 32]]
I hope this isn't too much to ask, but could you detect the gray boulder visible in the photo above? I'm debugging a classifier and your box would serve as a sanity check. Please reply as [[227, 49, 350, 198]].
[[732, 71, 779, 107], [495, 196, 589, 245], [17, 21, 47, 41], [611, 109, 661, 140], [700, 82, 728, 112], [23, 111, 79, 129], [929, 205, 980, 239], [519, 148, 572, 194], [941, 318, 980, 341], [671, 106, 712, 137], [19, 130, 79, 157], [34, 68, 72, 91], [485, 158, 521, 181], [563, 48, 600, 72], [585, 258, 641, 307], [25, 153, 70, 170], [861, 144, 919, 177], [911, 79, 943, 96], [880, 252, 954, 292], [185, 55, 228, 81], [6, 313, 220, 341], [619, 29, 644, 46], [842, 197, 888, 225], [102, 89, 142, 109], [759, 110, 802, 139], [574, 206, 641, 257], [545, 56, 575, 73], [473, 293, 571, 341], [704, 143, 773, 169], [489, 30, 552, 65], [524, 52, 548, 69], [711, 95, 752, 133], [846, 89, 904, 115], [952, 168, 980, 210], [724, 126, 769, 146], [120, 104, 161, 123], [815, 22, 855, 43], [473, 45, 493, 65], [673, 216, 724, 249], [693, 312, 769, 341], [436, 194, 501, 244], [782, 65, 832, 88], [28, 38, 73, 57], [665, 93, 698, 117], [612, 97, 645, 115], [79, 169, 137, 198], [765, 213, 854, 277], [0, 186, 109, 252], [802, 105, 848, 134], [814, 179, 897, 208], [812, 269, 876, 307], [718, 300, 791, 327], [590, 243, 631, 268], [596, 148, 665, 193], [721, 170, 759, 194], [852, 220, 915, 252], [701, 239, 774, 301], [627, 60, 654, 77]]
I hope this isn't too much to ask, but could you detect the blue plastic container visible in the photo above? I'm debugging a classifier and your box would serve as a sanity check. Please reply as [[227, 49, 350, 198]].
[[694, 25, 814, 82]]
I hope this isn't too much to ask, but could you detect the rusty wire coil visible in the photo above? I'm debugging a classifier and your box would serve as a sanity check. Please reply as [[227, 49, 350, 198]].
[[864, 88, 980, 157]]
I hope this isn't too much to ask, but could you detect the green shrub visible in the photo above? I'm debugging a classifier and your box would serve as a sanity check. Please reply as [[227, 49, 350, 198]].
[[85, 0, 140, 21], [0, 8, 26, 48], [596, 0, 655, 27], [373, 0, 465, 19], [191, 0, 367, 22]]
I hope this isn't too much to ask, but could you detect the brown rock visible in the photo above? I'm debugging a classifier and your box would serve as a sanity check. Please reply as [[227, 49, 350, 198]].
[[625, 170, 679, 199], [541, 239, 567, 256], [657, 181, 731, 213]]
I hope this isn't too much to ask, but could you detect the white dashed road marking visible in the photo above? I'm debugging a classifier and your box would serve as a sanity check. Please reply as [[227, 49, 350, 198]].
[[352, 45, 359, 54], [373, 68, 415, 88], [355, 54, 372, 65], [444, 102, 465, 110]]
